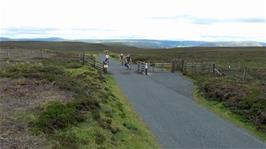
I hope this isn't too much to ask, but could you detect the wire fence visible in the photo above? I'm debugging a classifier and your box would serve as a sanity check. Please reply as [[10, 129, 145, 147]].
[[1, 48, 265, 81], [0, 48, 56, 60], [136, 58, 266, 82], [0, 48, 104, 72]]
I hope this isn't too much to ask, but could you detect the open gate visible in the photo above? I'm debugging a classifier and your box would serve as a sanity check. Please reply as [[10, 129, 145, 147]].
[[136, 59, 224, 76], [136, 61, 174, 74]]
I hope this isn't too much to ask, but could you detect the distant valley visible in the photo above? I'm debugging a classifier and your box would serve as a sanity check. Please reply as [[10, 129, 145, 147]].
[[1, 37, 265, 48]]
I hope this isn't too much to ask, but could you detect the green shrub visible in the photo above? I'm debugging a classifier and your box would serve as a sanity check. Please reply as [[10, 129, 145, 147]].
[[65, 62, 83, 68], [95, 132, 106, 145], [52, 131, 79, 149], [109, 53, 119, 59], [36, 101, 85, 133], [75, 98, 101, 112], [97, 117, 112, 129], [123, 122, 138, 132], [92, 111, 101, 120], [199, 77, 266, 133], [0, 63, 65, 81]]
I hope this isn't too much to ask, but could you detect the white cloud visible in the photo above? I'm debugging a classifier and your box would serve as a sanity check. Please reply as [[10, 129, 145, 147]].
[[0, 0, 265, 41]]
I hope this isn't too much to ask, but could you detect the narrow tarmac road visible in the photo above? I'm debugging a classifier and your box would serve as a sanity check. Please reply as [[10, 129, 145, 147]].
[[105, 57, 265, 149]]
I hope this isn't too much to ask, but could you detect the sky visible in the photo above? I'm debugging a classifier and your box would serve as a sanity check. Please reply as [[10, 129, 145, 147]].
[[0, 0, 266, 41]]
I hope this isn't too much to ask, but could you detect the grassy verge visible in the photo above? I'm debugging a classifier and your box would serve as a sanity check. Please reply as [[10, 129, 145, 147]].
[[0, 55, 159, 148], [193, 86, 266, 142], [104, 75, 160, 149]]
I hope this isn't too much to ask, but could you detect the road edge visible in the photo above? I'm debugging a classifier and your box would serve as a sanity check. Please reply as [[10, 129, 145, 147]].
[[105, 74, 161, 149]]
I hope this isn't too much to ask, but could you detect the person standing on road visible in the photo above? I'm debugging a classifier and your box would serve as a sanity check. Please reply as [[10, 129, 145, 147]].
[[102, 51, 110, 73], [124, 54, 132, 70], [120, 53, 124, 66]]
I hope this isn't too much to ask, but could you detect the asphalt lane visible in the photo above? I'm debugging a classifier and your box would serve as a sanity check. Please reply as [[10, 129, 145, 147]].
[[106, 57, 265, 149]]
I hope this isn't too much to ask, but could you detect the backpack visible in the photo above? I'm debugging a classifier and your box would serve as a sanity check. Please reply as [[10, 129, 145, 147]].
[[104, 58, 109, 64]]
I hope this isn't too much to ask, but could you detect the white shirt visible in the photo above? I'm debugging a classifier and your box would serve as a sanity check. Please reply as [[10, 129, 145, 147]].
[[145, 63, 148, 69]]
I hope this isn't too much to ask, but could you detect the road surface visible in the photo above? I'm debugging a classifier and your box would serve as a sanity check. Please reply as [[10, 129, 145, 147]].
[[105, 57, 265, 149]]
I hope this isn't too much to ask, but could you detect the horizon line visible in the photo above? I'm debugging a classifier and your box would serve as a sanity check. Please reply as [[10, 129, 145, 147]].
[[1, 36, 266, 43]]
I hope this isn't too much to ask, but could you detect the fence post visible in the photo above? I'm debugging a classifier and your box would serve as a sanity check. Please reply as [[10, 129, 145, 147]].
[[192, 62, 194, 74], [171, 60, 176, 73], [82, 51, 85, 65], [181, 59, 184, 73], [41, 49, 43, 58], [212, 64, 216, 74], [201, 63, 205, 72], [99, 68, 104, 79], [93, 55, 96, 68], [7, 49, 10, 59], [137, 62, 140, 73], [242, 67, 246, 81]]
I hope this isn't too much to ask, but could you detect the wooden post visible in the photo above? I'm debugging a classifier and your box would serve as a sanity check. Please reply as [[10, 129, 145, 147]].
[[212, 64, 216, 74], [93, 55, 96, 68], [82, 51, 85, 65], [99, 68, 104, 79], [138, 62, 140, 73], [192, 62, 194, 74], [242, 67, 246, 81], [181, 59, 184, 73], [201, 63, 204, 72], [171, 60, 176, 73], [7, 49, 10, 59], [41, 49, 44, 58], [141, 63, 145, 73]]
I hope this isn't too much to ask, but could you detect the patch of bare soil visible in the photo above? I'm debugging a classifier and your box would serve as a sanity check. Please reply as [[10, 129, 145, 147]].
[[0, 78, 74, 149]]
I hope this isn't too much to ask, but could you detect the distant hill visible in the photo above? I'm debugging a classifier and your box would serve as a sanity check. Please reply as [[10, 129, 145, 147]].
[[79, 39, 207, 48], [0, 37, 64, 42], [0, 41, 140, 52], [0, 37, 12, 41], [200, 41, 266, 47], [80, 39, 266, 48], [1, 38, 265, 48]]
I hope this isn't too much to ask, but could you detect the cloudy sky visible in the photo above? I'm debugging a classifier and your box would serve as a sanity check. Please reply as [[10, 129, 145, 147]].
[[0, 0, 266, 41]]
